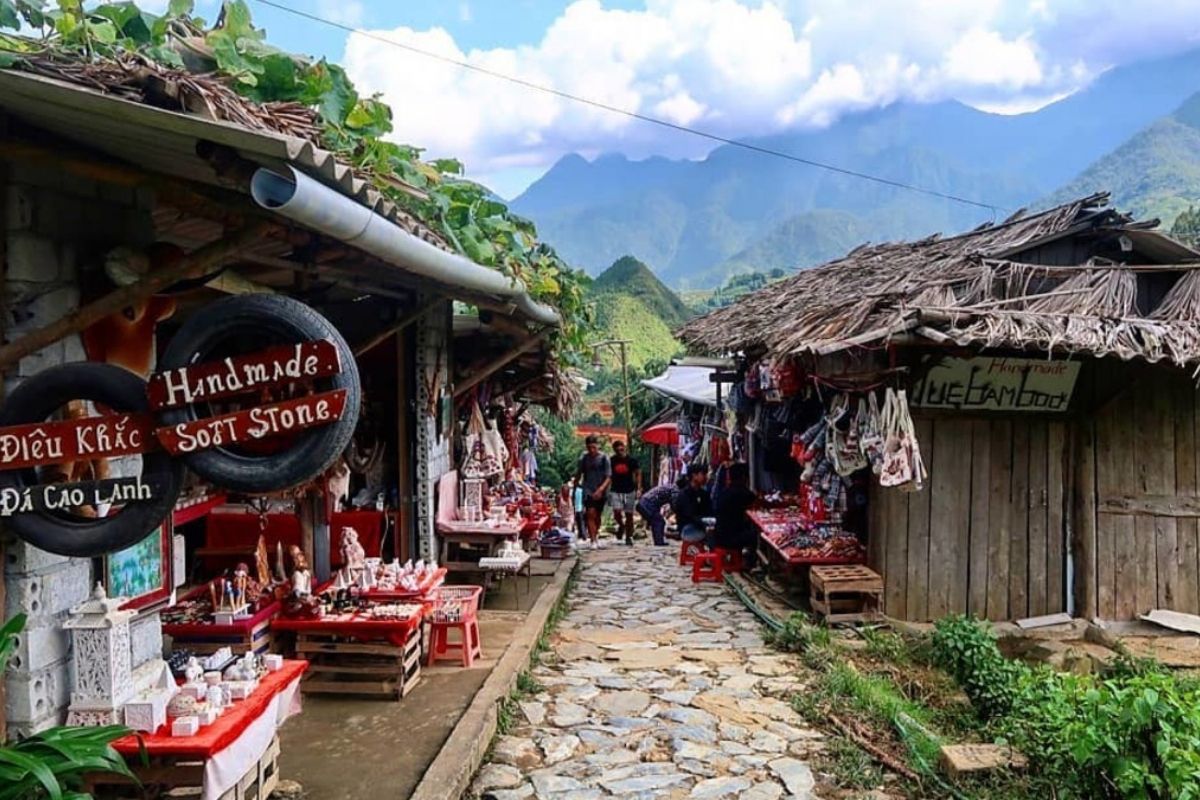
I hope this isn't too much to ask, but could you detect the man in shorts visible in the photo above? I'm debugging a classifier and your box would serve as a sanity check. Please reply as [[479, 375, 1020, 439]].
[[574, 435, 611, 548], [608, 439, 641, 545]]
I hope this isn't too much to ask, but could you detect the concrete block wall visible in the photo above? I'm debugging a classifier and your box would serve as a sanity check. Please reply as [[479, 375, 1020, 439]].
[[2, 160, 155, 736], [414, 298, 453, 561]]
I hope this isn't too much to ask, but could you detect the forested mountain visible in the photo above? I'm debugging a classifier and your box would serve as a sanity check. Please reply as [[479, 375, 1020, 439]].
[[512, 47, 1200, 288], [586, 257, 688, 368]]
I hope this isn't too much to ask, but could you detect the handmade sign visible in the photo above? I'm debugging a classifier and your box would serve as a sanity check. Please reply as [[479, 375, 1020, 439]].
[[155, 389, 349, 455], [0, 475, 164, 517], [911, 356, 1080, 412], [147, 340, 341, 410], [0, 413, 157, 470]]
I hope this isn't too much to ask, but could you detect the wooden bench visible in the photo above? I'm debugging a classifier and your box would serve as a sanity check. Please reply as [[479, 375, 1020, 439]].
[[295, 624, 422, 700], [810, 564, 883, 624]]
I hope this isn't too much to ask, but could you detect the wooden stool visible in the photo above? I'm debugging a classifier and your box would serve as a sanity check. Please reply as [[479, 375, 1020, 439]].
[[427, 618, 483, 668], [692, 552, 723, 583], [679, 540, 705, 565], [810, 564, 883, 624], [714, 547, 744, 573]]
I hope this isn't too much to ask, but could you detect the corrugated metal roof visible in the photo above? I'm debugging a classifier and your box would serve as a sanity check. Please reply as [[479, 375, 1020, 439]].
[[0, 69, 434, 241]]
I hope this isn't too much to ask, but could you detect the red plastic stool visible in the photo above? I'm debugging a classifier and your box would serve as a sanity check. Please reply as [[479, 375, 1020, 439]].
[[715, 547, 744, 573], [426, 586, 484, 667], [692, 552, 723, 583], [679, 540, 705, 565], [427, 617, 482, 667]]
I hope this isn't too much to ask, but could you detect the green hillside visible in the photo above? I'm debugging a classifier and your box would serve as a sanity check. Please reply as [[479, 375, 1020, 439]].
[[592, 256, 693, 328], [590, 293, 682, 369], [701, 209, 872, 286], [1046, 92, 1200, 225]]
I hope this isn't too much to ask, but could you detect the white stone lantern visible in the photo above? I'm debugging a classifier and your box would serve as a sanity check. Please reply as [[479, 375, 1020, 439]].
[[63, 583, 136, 726]]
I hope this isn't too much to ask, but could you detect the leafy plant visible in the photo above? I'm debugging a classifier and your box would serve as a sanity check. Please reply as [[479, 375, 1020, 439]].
[[0, 614, 138, 800], [0, 0, 593, 367]]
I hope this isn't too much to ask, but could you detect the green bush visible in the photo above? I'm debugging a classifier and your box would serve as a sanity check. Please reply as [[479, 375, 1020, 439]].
[[932, 615, 1200, 800]]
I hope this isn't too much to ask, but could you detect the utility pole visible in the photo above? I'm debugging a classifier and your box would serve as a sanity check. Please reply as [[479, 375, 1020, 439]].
[[591, 339, 633, 446]]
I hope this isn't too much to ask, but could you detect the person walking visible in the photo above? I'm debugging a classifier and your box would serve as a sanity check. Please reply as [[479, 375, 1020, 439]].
[[636, 477, 683, 546], [673, 463, 713, 546], [574, 435, 611, 548], [608, 439, 641, 545]]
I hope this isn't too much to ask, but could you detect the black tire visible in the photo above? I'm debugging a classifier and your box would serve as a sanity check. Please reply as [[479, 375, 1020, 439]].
[[0, 363, 184, 557], [157, 294, 361, 494]]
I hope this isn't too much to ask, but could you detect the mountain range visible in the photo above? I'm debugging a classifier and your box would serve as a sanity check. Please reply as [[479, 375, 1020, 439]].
[[586, 256, 686, 369], [512, 47, 1200, 289]]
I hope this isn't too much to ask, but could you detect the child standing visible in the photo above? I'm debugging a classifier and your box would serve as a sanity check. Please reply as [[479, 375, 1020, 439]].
[[572, 480, 586, 545]]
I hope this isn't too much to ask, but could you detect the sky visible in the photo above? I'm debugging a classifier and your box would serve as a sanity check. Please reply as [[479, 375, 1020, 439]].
[[224, 0, 1200, 198]]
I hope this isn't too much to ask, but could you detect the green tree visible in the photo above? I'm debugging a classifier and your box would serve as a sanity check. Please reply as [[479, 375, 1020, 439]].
[[1173, 205, 1200, 247]]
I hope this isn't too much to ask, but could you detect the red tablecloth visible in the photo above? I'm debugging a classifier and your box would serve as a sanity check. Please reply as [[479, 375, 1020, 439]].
[[272, 608, 425, 646], [112, 660, 307, 758], [205, 509, 385, 568], [161, 584, 281, 639], [748, 509, 866, 565]]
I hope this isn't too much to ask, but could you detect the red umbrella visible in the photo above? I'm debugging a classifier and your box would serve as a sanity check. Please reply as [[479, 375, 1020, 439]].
[[640, 422, 679, 446]]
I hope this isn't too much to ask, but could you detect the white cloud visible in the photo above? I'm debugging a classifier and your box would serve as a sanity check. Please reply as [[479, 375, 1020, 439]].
[[316, 0, 364, 28], [458, 3, 473, 23], [340, 0, 1200, 195]]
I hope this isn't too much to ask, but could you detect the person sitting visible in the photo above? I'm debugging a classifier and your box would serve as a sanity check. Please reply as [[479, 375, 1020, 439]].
[[673, 464, 713, 545], [714, 462, 758, 569], [637, 477, 684, 547]]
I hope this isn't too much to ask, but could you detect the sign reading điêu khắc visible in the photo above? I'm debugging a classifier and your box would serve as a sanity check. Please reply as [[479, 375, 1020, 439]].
[[911, 356, 1081, 412]]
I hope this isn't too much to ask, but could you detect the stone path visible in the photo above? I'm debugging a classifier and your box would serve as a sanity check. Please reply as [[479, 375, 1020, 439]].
[[471, 547, 823, 799]]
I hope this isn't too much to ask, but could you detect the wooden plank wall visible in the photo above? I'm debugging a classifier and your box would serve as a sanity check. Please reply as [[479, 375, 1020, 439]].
[[1087, 369, 1200, 619], [870, 414, 1069, 621]]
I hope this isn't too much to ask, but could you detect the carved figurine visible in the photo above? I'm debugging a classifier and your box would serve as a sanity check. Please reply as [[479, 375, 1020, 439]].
[[339, 526, 366, 586], [231, 563, 250, 609], [184, 657, 204, 685], [288, 546, 312, 598]]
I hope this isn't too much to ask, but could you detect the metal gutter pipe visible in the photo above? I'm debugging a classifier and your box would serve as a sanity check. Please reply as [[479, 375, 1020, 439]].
[[250, 166, 562, 326]]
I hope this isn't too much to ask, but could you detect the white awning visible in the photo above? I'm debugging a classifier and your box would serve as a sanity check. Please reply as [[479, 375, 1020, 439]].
[[642, 365, 718, 407]]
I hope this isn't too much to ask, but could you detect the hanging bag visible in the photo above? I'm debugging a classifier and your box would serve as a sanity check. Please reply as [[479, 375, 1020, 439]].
[[896, 390, 927, 493], [859, 392, 885, 475], [828, 394, 868, 476], [879, 389, 914, 488]]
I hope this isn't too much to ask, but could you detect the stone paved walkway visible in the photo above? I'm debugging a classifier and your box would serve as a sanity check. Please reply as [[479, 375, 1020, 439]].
[[471, 546, 823, 799]]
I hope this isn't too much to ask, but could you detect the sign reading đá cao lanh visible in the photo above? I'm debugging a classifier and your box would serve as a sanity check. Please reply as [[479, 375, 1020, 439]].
[[911, 356, 1080, 412]]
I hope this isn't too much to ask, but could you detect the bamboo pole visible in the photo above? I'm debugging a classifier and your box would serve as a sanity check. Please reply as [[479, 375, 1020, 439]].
[[0, 222, 273, 372]]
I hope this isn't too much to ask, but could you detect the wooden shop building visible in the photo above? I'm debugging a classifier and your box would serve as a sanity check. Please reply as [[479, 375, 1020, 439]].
[[680, 193, 1200, 623]]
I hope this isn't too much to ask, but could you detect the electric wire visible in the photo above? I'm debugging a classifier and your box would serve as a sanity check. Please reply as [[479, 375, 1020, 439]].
[[250, 0, 1005, 216]]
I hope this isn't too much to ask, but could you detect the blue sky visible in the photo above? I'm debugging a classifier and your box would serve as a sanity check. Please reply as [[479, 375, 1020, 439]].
[[226, 1, 1200, 199]]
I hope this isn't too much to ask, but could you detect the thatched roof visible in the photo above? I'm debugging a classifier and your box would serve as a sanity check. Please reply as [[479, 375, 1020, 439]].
[[679, 193, 1200, 366]]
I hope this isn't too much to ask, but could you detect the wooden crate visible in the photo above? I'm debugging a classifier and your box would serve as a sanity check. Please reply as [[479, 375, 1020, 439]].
[[810, 564, 884, 624], [297, 624, 422, 700], [87, 735, 280, 800]]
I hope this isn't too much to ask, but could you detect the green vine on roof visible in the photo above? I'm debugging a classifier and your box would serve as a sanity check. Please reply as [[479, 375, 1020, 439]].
[[0, 0, 593, 366]]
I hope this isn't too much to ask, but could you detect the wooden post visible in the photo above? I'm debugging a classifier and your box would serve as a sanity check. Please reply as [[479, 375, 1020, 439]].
[[396, 328, 413, 564], [354, 296, 443, 358], [0, 223, 272, 371], [297, 489, 331, 584], [1072, 420, 1098, 619]]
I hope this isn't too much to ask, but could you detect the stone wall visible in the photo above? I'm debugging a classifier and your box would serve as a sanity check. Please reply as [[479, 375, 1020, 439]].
[[413, 297, 453, 561], [2, 159, 154, 736]]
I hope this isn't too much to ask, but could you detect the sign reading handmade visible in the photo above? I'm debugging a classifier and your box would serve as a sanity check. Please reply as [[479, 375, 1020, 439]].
[[147, 341, 341, 410], [0, 413, 156, 470], [156, 389, 349, 455], [0, 475, 163, 517], [911, 356, 1080, 412]]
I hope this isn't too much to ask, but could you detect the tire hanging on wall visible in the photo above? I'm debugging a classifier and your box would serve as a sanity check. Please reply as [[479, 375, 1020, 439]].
[[156, 294, 361, 494], [0, 363, 184, 557]]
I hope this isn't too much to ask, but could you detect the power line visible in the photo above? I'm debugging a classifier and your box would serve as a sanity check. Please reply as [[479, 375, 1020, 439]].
[[251, 0, 1004, 215]]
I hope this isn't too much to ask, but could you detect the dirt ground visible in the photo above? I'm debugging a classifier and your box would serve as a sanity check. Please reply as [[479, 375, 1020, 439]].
[[278, 560, 565, 800]]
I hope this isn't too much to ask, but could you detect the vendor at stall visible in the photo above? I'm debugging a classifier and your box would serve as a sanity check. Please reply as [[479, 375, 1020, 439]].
[[714, 462, 758, 568], [673, 464, 712, 545]]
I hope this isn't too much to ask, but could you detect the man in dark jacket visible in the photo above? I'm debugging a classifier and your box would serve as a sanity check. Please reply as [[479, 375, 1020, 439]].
[[637, 477, 684, 547], [714, 462, 758, 568], [673, 464, 712, 545]]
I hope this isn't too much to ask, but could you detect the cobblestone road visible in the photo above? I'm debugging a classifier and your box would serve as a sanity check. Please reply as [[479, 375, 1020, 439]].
[[471, 546, 823, 799]]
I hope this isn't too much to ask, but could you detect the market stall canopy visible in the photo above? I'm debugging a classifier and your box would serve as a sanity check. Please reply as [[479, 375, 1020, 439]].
[[642, 365, 717, 407], [640, 422, 679, 446], [679, 193, 1200, 366]]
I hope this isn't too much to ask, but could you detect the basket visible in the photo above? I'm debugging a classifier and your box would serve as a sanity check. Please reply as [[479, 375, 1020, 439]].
[[540, 543, 571, 560], [428, 585, 482, 624]]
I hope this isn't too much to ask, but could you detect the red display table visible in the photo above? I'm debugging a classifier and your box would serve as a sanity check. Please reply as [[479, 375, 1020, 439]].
[[748, 509, 866, 566], [202, 508, 386, 569], [161, 585, 282, 656], [437, 518, 523, 579], [273, 610, 425, 699], [98, 661, 307, 800], [363, 566, 447, 602]]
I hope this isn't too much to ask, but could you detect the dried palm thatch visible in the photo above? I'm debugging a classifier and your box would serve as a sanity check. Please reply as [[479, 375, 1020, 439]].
[[679, 193, 1200, 367]]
